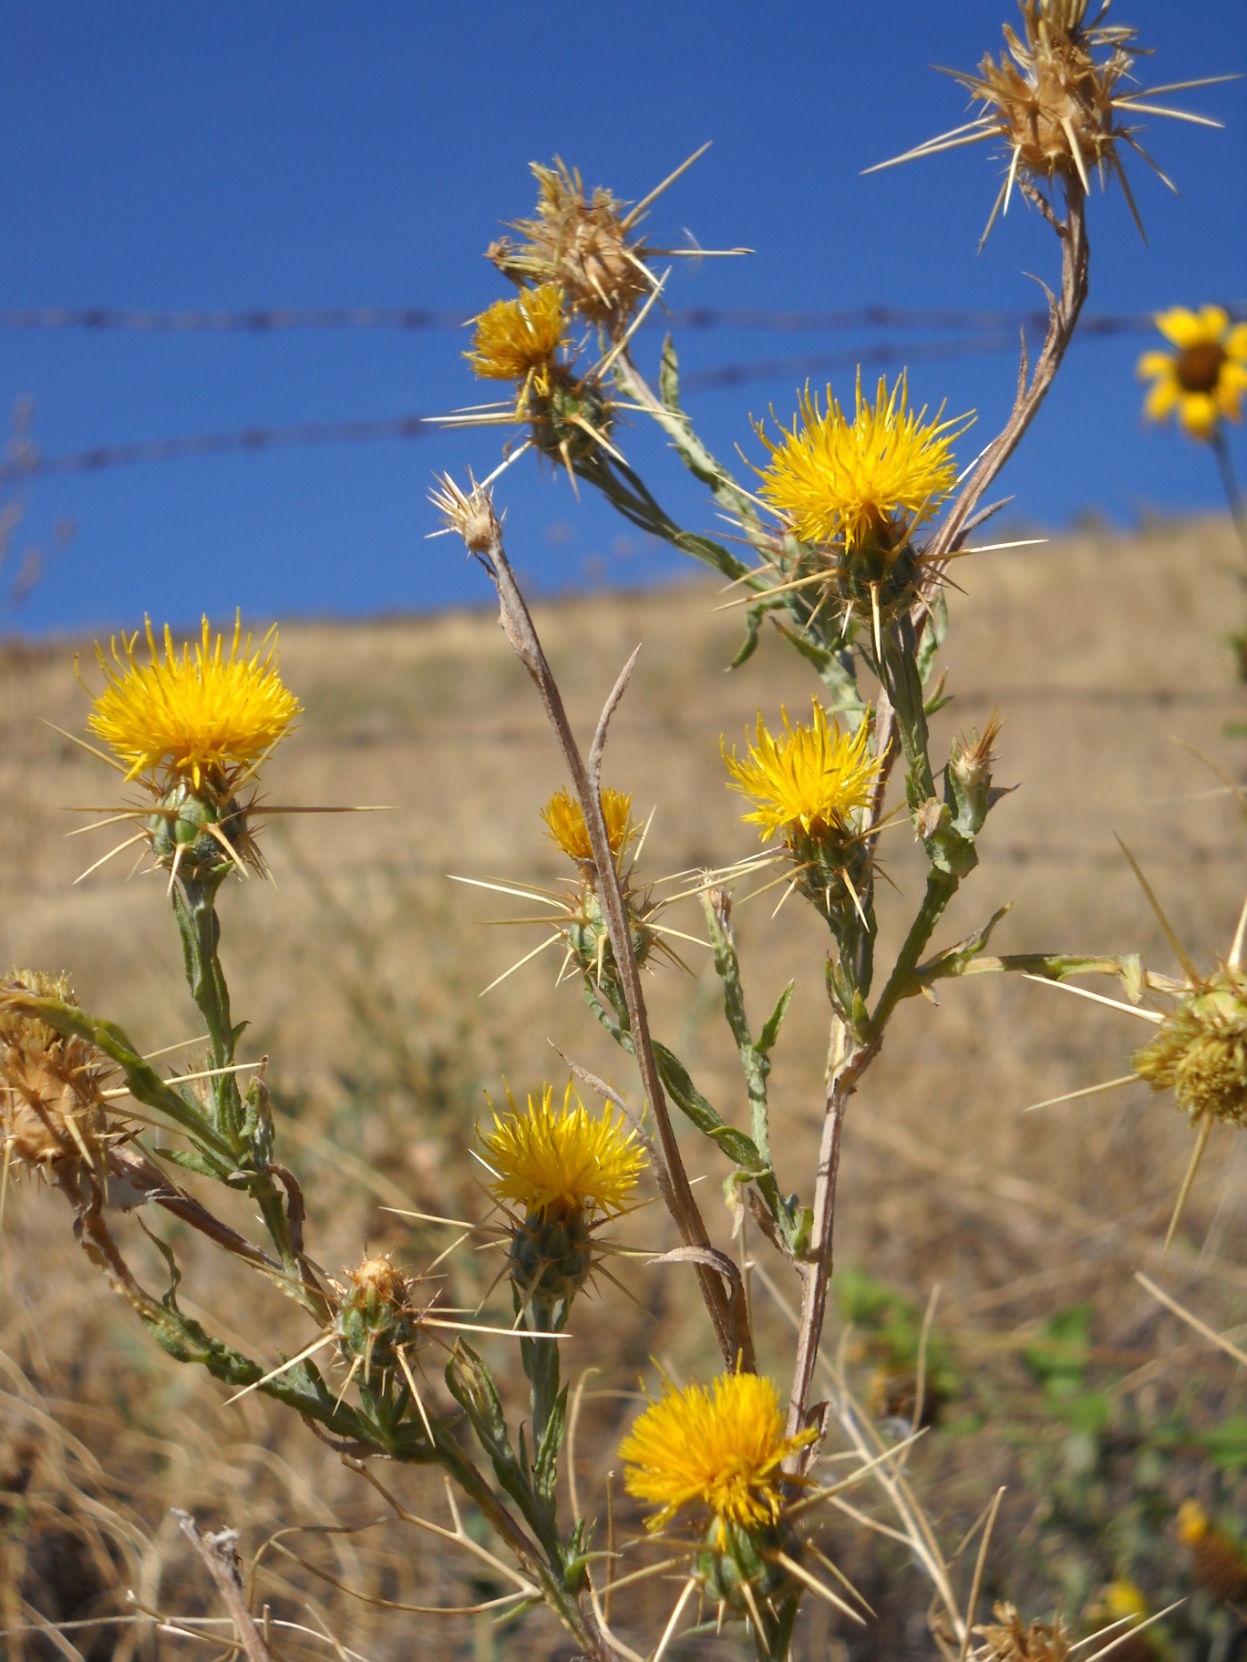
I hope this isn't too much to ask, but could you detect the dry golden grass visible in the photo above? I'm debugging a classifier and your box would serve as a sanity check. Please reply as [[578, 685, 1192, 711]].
[[2, 514, 1245, 1658]]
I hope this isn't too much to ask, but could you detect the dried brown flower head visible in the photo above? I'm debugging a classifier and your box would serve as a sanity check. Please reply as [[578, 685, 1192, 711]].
[[870, 0, 1227, 244], [487, 158, 653, 329], [1, 971, 115, 1177], [971, 1602, 1071, 1662]]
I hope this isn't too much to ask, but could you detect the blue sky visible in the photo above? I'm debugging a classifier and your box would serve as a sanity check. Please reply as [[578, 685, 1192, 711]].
[[2, 1, 1244, 639]]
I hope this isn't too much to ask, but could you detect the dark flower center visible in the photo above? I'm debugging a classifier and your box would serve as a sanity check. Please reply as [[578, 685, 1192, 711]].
[[1177, 342, 1226, 394]]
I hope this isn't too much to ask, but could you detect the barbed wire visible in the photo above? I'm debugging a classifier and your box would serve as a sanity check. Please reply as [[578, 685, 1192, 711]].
[[3, 301, 1242, 487], [0, 413, 430, 484], [4, 301, 1241, 336], [0, 334, 1021, 485]]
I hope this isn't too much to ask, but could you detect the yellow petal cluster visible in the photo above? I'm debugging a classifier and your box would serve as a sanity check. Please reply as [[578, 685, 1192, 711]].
[[477, 1081, 646, 1223], [755, 373, 970, 553], [724, 702, 881, 846], [465, 282, 569, 389], [1137, 306, 1247, 442], [620, 1371, 814, 1533], [540, 786, 637, 864], [86, 613, 300, 789]]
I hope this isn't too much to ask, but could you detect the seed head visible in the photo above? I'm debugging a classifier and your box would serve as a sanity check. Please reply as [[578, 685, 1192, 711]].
[[970, 1602, 1071, 1662], [429, 471, 502, 557], [870, 1, 1228, 244], [1, 971, 115, 1179], [487, 159, 652, 329]]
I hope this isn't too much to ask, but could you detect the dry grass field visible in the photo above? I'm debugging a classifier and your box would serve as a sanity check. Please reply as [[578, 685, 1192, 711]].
[[2, 514, 1245, 1658]]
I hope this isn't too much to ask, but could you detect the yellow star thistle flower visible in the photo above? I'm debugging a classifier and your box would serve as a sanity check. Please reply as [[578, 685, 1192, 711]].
[[540, 785, 637, 865], [465, 282, 571, 396], [724, 701, 881, 847], [86, 612, 301, 789], [755, 372, 970, 556], [619, 1371, 815, 1536], [477, 1080, 646, 1224], [1137, 306, 1247, 441]]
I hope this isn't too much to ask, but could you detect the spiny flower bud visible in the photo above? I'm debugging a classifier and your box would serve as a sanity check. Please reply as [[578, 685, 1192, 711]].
[[148, 777, 252, 882], [1132, 968, 1247, 1129], [948, 710, 1006, 836], [332, 1254, 422, 1381], [429, 471, 501, 557]]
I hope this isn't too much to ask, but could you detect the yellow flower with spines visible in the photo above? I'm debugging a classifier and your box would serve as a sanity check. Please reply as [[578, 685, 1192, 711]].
[[465, 282, 570, 396], [724, 701, 881, 848], [477, 1080, 647, 1305], [477, 1080, 645, 1225], [755, 372, 970, 556], [619, 1370, 815, 1537], [1137, 306, 1247, 441], [541, 785, 637, 866], [86, 612, 300, 790]]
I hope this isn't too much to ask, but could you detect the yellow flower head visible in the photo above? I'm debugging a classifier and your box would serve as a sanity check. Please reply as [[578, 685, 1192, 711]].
[[724, 702, 882, 846], [1138, 306, 1247, 442], [619, 1370, 815, 1535], [541, 785, 638, 865], [86, 612, 300, 790], [465, 282, 571, 393], [477, 1080, 646, 1224], [755, 373, 970, 555]]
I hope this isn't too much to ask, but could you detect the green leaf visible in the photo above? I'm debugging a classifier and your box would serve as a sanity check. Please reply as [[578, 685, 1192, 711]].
[[651, 1042, 763, 1169], [755, 982, 795, 1055], [163, 1147, 227, 1180], [659, 333, 682, 412], [533, 1385, 568, 1504]]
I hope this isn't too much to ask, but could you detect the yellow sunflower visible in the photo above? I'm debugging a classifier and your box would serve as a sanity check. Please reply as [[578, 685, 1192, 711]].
[[1138, 306, 1247, 441]]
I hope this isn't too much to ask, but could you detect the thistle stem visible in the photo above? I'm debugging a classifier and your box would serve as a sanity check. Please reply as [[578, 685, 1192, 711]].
[[471, 516, 750, 1371]]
